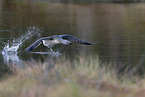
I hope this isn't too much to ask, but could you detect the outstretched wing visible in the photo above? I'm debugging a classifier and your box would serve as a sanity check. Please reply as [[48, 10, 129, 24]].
[[24, 36, 54, 52], [61, 35, 99, 45]]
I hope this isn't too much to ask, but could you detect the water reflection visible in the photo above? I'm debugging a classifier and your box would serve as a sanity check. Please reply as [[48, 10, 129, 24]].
[[30, 51, 61, 57], [2, 52, 22, 66]]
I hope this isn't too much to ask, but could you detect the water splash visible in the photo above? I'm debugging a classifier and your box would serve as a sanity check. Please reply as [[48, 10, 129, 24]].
[[2, 26, 41, 54], [2, 26, 41, 66]]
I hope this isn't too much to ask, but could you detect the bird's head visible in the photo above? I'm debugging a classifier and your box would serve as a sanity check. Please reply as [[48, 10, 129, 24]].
[[53, 35, 71, 45]]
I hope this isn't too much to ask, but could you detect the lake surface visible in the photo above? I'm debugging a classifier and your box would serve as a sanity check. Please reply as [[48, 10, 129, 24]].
[[1, 1, 145, 75]]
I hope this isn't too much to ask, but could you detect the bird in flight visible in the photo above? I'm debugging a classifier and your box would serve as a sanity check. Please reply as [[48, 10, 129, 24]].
[[24, 35, 99, 53]]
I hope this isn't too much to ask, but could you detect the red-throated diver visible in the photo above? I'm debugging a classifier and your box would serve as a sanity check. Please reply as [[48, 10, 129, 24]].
[[24, 35, 99, 52]]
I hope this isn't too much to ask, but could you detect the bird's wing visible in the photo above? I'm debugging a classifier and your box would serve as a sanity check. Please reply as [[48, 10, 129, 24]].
[[61, 35, 99, 45], [24, 36, 54, 52]]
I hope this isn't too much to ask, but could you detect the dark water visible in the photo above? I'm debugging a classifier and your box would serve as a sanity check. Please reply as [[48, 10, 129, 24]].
[[1, 1, 145, 75]]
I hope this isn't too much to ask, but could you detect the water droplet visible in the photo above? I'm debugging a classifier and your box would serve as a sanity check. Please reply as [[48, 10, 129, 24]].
[[2, 26, 41, 54]]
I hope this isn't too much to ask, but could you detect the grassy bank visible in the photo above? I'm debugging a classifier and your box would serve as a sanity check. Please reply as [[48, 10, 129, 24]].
[[0, 56, 145, 97]]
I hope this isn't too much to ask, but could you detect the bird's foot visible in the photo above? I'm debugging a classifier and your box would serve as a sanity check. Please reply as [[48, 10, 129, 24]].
[[49, 51, 61, 56]]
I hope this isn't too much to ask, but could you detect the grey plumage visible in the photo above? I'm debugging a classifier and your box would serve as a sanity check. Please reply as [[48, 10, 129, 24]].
[[24, 35, 99, 52], [61, 35, 99, 45]]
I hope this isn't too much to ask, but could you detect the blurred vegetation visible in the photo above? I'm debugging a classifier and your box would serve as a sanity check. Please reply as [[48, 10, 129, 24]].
[[47, 0, 145, 3], [0, 56, 145, 97], [1, 0, 145, 4]]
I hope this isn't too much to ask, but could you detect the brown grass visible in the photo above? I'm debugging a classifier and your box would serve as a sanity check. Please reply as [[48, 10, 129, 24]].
[[0, 56, 144, 97]]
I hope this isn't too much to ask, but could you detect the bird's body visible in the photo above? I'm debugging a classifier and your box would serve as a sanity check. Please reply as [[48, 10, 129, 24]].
[[24, 35, 99, 52], [42, 40, 58, 48]]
